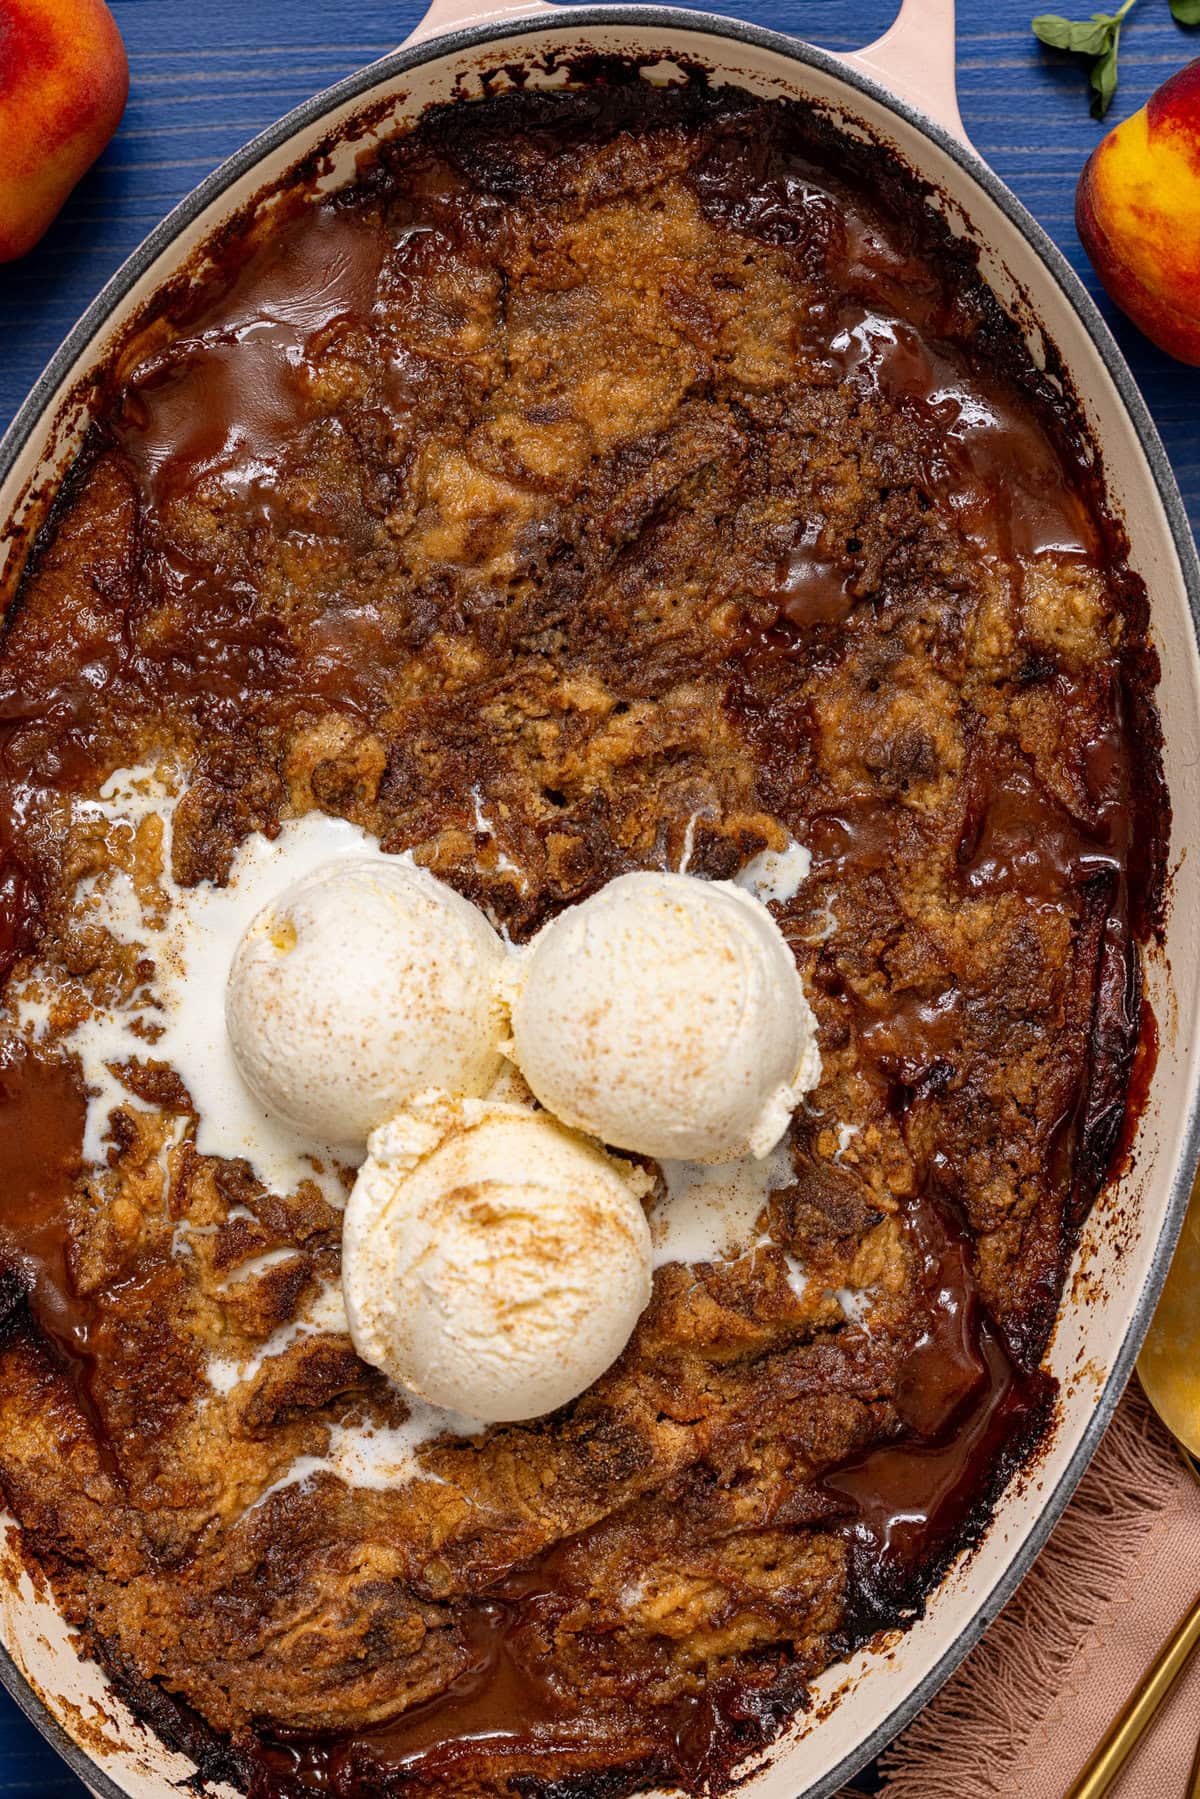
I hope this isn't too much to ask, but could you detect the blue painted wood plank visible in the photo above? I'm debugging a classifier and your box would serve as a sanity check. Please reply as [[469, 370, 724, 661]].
[[0, 1709, 91, 1795], [0, 0, 1196, 1792]]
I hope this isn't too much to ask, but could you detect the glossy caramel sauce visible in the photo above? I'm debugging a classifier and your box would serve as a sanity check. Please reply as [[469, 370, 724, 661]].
[[0, 1038, 87, 1349]]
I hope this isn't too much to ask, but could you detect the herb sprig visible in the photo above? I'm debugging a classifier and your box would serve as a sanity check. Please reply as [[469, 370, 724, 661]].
[[1031, 0, 1136, 116], [1032, 0, 1199, 117]]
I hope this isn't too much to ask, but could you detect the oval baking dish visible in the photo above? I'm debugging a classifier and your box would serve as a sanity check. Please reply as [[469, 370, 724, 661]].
[[0, 4, 1197, 1796]]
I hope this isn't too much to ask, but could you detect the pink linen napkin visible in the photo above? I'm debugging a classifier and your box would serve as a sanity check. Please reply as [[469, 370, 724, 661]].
[[841, 1380, 1200, 1798]]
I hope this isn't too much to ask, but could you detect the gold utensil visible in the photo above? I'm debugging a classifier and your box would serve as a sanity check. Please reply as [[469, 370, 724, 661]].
[[1139, 1181, 1200, 1470], [1065, 1173, 1200, 1799], [1065, 1593, 1200, 1799]]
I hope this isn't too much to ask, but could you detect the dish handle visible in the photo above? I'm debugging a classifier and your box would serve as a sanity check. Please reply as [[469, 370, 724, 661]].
[[836, 0, 968, 147], [401, 0, 967, 149], [404, 0, 556, 47]]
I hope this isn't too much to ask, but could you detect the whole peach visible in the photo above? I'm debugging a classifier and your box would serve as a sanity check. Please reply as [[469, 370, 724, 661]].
[[1076, 59, 1200, 366], [0, 0, 128, 263]]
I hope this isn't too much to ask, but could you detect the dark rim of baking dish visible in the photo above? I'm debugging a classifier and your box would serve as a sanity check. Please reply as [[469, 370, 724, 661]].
[[0, 11, 1197, 1799]]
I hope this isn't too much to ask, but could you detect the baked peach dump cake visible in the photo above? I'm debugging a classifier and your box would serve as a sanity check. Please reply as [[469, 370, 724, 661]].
[[0, 72, 1168, 1799]]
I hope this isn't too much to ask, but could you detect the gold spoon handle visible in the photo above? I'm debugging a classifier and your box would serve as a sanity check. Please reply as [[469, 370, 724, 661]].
[[1065, 1593, 1200, 1799]]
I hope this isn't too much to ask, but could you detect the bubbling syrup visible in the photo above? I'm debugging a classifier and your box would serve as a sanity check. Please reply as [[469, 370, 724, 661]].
[[826, 1200, 1052, 1638], [824, 306, 1098, 573], [0, 1038, 122, 1464], [116, 207, 391, 519], [0, 1037, 88, 1350]]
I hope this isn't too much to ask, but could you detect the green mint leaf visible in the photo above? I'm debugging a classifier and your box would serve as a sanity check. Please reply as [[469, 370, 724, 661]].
[[1032, 13, 1078, 44], [1069, 18, 1115, 52], [1032, 0, 1133, 116], [1089, 30, 1121, 113], [1171, 0, 1200, 25]]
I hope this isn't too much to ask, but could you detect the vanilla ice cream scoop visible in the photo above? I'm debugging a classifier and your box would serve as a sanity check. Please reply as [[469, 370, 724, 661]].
[[226, 858, 507, 1151], [342, 1093, 653, 1421], [507, 870, 820, 1164]]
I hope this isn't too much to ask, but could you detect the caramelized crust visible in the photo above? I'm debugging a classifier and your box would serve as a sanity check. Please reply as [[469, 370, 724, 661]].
[[0, 76, 1166, 1798]]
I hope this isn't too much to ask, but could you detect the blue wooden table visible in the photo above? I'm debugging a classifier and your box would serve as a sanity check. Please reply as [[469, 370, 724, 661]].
[[0, 0, 1196, 1791]]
